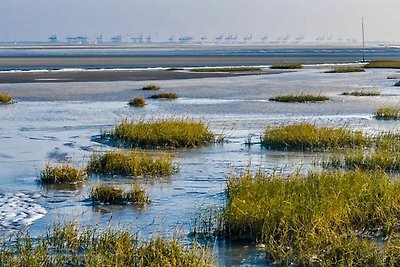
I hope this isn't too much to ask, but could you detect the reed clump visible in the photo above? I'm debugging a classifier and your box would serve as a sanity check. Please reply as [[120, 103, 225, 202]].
[[375, 107, 400, 120], [189, 67, 261, 72], [149, 93, 178, 99], [365, 61, 400, 69], [0, 93, 15, 104], [270, 64, 303, 69], [325, 66, 365, 73], [210, 170, 400, 266], [269, 94, 329, 103], [0, 222, 213, 266], [142, 84, 160, 90], [342, 90, 380, 96], [129, 96, 146, 107], [261, 123, 370, 151], [39, 163, 87, 184], [104, 119, 216, 148], [323, 133, 400, 172], [86, 150, 175, 177], [91, 184, 149, 205]]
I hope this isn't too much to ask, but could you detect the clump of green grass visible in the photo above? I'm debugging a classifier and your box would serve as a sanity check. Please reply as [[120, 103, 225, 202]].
[[365, 61, 400, 69], [86, 150, 175, 177], [375, 107, 400, 120], [91, 184, 149, 205], [129, 96, 146, 107], [0, 222, 213, 266], [325, 66, 365, 73], [324, 149, 400, 172], [207, 170, 400, 265], [261, 123, 370, 151], [323, 133, 400, 172], [0, 93, 15, 104], [189, 67, 261, 72], [142, 84, 160, 90], [342, 90, 380, 96], [149, 93, 178, 99], [270, 64, 303, 69], [104, 118, 216, 148], [269, 94, 329, 103], [39, 163, 87, 184]]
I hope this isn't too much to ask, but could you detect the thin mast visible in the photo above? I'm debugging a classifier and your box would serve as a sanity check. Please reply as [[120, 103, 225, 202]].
[[362, 17, 366, 62]]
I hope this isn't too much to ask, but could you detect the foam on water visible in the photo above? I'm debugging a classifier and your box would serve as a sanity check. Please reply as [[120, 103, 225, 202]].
[[0, 192, 47, 231]]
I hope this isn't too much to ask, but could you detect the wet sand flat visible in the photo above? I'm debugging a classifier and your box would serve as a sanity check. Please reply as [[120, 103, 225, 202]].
[[0, 67, 286, 83]]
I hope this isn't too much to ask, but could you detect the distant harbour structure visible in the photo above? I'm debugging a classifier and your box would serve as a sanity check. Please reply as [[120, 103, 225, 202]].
[[146, 35, 152, 43], [261, 34, 268, 42], [66, 36, 88, 44], [178, 36, 193, 43], [48, 34, 58, 43], [243, 34, 253, 42], [132, 34, 144, 44], [95, 34, 103, 44], [111, 34, 122, 44]]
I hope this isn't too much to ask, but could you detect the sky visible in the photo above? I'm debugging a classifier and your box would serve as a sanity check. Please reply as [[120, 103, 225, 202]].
[[1, 0, 399, 43]]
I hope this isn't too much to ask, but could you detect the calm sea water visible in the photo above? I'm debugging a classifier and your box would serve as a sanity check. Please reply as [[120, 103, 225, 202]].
[[0, 46, 399, 70]]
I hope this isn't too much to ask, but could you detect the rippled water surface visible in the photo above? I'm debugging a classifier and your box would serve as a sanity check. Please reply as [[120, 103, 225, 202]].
[[1, 67, 400, 266]]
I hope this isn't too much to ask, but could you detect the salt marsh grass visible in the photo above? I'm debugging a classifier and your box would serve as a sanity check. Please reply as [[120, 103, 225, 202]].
[[91, 184, 149, 205], [142, 84, 160, 90], [0, 222, 213, 266], [189, 67, 261, 72], [209, 170, 400, 265], [269, 94, 329, 103], [105, 118, 215, 148], [325, 66, 365, 73], [39, 163, 86, 184], [365, 61, 400, 69], [129, 96, 146, 107], [149, 93, 178, 99], [376, 107, 400, 120], [323, 133, 400, 172], [0, 93, 15, 104], [342, 90, 380, 96], [261, 123, 370, 151], [270, 64, 303, 69], [86, 150, 175, 177]]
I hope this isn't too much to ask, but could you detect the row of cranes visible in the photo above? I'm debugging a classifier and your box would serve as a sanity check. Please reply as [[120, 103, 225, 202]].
[[49, 33, 360, 45]]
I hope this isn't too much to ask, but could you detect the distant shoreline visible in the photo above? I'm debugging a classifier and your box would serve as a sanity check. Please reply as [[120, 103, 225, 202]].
[[0, 67, 288, 84]]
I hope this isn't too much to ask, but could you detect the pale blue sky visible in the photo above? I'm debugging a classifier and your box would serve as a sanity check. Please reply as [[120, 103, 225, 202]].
[[1, 0, 399, 42]]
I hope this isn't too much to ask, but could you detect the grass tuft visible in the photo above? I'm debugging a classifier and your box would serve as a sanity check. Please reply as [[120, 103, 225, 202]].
[[0, 92, 15, 104], [129, 96, 146, 107], [0, 222, 213, 266], [104, 118, 216, 148], [149, 93, 178, 99], [142, 84, 160, 90], [261, 123, 370, 151], [323, 133, 400, 172], [91, 184, 149, 205], [203, 169, 400, 266], [325, 66, 365, 73], [189, 67, 261, 72], [365, 61, 400, 69], [375, 107, 400, 120], [86, 150, 175, 177], [269, 94, 329, 103], [39, 163, 86, 184], [270, 64, 303, 69], [342, 90, 380, 96]]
